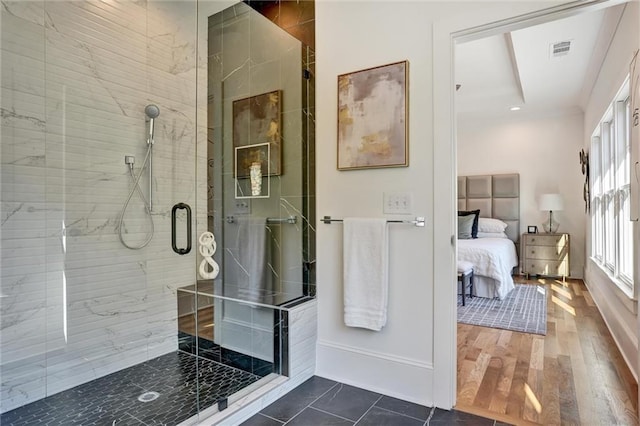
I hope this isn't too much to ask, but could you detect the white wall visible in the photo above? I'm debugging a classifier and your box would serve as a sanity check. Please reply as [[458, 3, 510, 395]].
[[583, 0, 639, 381], [458, 112, 586, 278], [315, 0, 579, 408], [316, 1, 435, 405]]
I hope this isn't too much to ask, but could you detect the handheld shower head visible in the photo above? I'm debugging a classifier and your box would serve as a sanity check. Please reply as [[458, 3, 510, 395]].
[[145, 105, 159, 143], [145, 104, 160, 119]]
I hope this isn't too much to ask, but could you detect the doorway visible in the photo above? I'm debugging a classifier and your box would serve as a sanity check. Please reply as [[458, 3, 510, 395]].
[[448, 1, 638, 423]]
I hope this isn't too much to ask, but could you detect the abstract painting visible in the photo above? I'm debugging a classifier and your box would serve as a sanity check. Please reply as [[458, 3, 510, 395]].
[[337, 61, 408, 170], [233, 90, 281, 176]]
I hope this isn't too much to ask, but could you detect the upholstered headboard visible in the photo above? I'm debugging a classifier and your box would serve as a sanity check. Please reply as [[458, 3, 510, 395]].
[[457, 173, 520, 243]]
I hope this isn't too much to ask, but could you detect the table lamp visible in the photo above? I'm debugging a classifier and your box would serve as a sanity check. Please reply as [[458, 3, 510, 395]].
[[539, 193, 563, 233]]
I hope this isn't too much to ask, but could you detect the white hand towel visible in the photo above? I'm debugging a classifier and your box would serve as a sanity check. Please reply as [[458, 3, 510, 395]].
[[343, 218, 389, 331]]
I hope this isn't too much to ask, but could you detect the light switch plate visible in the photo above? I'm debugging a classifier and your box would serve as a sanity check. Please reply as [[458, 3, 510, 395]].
[[383, 192, 412, 214]]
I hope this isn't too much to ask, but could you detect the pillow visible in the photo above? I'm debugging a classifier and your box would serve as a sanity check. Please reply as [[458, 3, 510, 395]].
[[457, 215, 475, 239], [457, 210, 480, 238], [476, 231, 508, 239], [477, 217, 508, 233]]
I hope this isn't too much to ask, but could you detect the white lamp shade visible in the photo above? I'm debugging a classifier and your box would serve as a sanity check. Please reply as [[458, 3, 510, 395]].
[[539, 193, 564, 211]]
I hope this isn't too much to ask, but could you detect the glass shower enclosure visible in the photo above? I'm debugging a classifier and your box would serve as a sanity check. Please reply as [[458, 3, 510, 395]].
[[1, 0, 314, 424]]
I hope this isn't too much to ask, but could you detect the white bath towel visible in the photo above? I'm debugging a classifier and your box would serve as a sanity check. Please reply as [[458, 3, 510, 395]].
[[343, 218, 389, 331]]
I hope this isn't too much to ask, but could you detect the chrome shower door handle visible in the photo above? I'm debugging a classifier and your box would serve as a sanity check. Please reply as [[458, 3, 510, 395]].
[[171, 203, 192, 255]]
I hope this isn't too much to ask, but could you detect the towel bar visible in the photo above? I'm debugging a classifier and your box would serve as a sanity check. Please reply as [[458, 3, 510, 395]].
[[225, 215, 297, 224], [322, 216, 425, 227]]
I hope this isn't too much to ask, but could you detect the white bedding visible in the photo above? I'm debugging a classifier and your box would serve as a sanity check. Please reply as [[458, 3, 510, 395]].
[[458, 238, 518, 300]]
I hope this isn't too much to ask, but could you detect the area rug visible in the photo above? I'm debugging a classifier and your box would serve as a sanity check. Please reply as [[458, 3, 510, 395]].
[[457, 284, 547, 335]]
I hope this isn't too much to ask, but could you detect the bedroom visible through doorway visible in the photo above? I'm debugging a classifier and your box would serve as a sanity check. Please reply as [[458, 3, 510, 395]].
[[453, 1, 638, 424]]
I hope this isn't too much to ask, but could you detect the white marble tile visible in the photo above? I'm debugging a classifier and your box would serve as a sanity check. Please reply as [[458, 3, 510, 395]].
[[0, 359, 47, 413], [1, 0, 44, 26], [44, 3, 147, 62], [1, 90, 46, 133], [0, 128, 46, 167], [1, 50, 46, 96], [1, 10, 45, 60]]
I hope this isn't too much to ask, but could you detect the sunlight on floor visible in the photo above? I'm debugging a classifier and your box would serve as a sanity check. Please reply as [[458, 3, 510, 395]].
[[552, 295, 576, 316], [524, 383, 542, 414], [551, 283, 572, 299]]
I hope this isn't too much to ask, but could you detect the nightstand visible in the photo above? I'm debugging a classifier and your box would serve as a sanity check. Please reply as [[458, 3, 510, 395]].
[[521, 233, 570, 280]]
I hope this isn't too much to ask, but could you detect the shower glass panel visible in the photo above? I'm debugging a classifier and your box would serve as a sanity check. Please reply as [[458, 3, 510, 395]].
[[206, 1, 314, 304], [1, 0, 273, 423], [1, 0, 205, 422], [2, 0, 312, 423]]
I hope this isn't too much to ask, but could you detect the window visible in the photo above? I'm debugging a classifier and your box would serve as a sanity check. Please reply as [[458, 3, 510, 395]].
[[590, 78, 633, 291]]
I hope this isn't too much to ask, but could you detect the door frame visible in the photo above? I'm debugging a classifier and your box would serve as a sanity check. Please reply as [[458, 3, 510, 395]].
[[432, 0, 627, 409]]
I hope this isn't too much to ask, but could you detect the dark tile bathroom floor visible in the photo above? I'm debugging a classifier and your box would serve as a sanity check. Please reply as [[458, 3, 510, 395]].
[[241, 376, 511, 426], [1, 351, 261, 426]]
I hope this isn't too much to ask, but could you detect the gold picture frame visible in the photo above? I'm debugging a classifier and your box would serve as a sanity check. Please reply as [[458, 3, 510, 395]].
[[233, 90, 282, 176], [337, 60, 409, 170]]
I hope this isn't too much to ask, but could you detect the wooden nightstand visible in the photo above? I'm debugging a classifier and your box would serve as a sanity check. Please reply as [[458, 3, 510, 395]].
[[521, 233, 570, 280]]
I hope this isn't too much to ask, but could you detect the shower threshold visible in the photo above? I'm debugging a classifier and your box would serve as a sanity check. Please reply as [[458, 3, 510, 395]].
[[0, 351, 273, 425]]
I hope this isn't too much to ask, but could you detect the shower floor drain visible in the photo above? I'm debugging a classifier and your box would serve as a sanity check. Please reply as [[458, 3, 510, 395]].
[[137, 391, 160, 402]]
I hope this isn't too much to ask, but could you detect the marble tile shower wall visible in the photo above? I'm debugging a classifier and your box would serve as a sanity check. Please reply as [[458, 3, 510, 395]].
[[1, 0, 206, 413]]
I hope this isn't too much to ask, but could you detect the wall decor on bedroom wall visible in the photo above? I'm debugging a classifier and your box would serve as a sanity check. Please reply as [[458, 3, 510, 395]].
[[337, 60, 408, 170], [579, 148, 590, 213]]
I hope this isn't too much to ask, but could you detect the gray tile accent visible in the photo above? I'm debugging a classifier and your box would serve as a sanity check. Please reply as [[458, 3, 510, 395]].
[[311, 383, 381, 422], [259, 376, 338, 422], [374, 395, 431, 421], [240, 413, 285, 425], [356, 406, 425, 425], [428, 408, 495, 425], [243, 376, 505, 426], [287, 407, 353, 425]]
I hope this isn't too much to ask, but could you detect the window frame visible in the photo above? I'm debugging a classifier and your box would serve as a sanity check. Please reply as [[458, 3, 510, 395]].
[[589, 77, 633, 293]]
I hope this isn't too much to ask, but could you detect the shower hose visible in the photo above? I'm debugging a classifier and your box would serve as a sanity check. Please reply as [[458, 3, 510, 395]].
[[117, 144, 154, 249]]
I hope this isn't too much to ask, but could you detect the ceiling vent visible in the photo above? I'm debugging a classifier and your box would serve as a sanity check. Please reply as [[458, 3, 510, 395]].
[[550, 40, 572, 58]]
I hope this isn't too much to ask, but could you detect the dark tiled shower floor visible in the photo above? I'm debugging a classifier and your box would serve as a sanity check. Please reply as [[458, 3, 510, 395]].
[[1, 351, 262, 426]]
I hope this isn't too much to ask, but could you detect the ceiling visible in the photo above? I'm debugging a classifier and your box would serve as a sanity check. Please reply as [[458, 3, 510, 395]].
[[455, 3, 627, 120]]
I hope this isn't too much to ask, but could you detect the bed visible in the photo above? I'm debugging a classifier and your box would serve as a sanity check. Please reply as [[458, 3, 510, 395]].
[[457, 173, 520, 299]]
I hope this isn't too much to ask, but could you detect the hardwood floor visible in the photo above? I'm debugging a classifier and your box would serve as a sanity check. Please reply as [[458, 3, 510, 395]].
[[456, 277, 638, 425]]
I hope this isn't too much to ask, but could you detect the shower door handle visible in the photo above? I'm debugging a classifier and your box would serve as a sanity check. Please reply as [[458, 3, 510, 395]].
[[171, 203, 192, 255]]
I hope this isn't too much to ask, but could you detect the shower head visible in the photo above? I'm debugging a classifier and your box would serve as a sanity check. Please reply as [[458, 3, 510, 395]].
[[145, 105, 159, 144], [145, 104, 160, 119]]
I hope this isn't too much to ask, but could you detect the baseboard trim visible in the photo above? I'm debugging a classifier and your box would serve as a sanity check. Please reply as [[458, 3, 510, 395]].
[[317, 339, 433, 369], [583, 276, 639, 383], [316, 340, 433, 406]]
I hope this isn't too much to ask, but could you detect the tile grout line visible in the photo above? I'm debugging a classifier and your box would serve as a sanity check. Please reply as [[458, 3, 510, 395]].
[[425, 406, 436, 425], [353, 394, 383, 425], [282, 381, 341, 425], [306, 405, 359, 423], [258, 413, 285, 424], [370, 404, 431, 423], [126, 412, 151, 425]]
